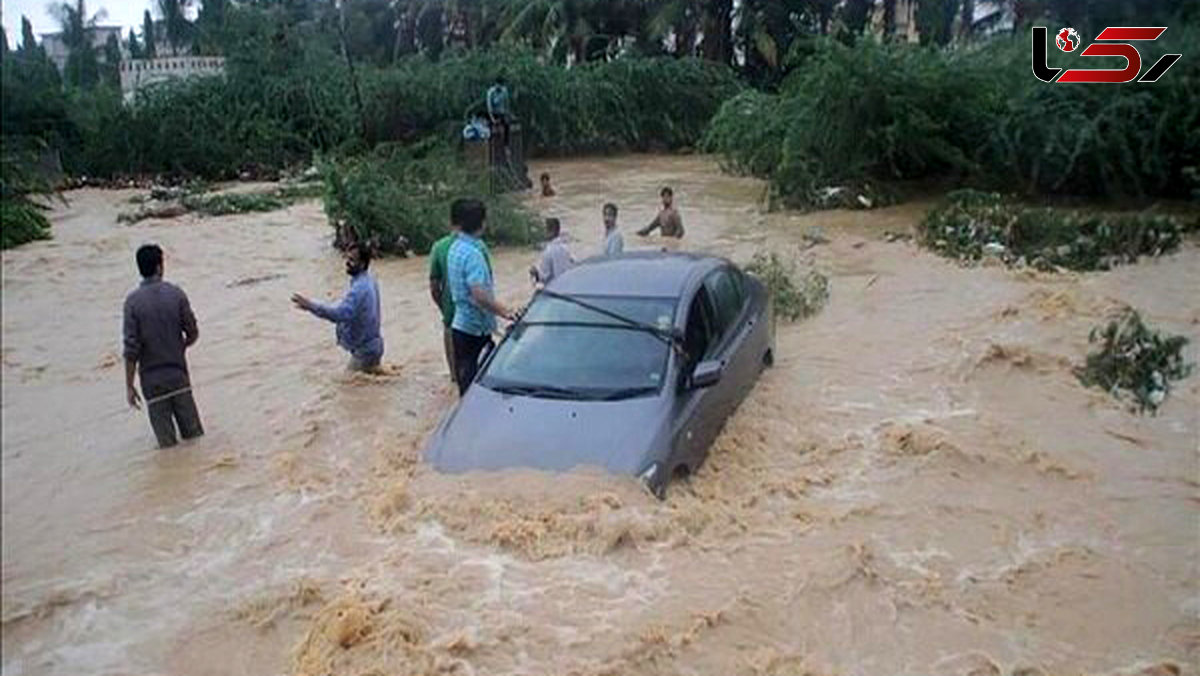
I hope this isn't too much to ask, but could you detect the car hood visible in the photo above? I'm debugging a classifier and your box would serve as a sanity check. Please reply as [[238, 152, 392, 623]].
[[425, 385, 668, 476]]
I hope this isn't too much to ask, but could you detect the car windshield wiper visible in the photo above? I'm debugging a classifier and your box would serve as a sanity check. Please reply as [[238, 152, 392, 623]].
[[597, 385, 660, 401], [487, 381, 587, 400], [534, 290, 682, 351]]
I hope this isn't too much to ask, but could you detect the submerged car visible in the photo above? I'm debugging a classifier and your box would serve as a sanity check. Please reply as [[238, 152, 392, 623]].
[[424, 251, 775, 497]]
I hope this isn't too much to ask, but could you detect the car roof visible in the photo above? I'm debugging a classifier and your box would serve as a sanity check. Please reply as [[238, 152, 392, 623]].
[[546, 251, 722, 298]]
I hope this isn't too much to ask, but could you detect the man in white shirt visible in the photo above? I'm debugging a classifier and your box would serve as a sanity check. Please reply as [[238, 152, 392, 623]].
[[603, 203, 623, 256], [530, 218, 573, 286]]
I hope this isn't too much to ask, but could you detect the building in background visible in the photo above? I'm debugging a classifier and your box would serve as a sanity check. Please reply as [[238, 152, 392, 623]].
[[119, 56, 225, 102], [40, 25, 126, 72]]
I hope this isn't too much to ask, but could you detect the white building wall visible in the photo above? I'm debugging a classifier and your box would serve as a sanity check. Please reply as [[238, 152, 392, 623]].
[[119, 56, 226, 101]]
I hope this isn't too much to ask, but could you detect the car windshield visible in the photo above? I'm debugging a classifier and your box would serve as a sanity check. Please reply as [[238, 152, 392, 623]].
[[479, 294, 677, 400]]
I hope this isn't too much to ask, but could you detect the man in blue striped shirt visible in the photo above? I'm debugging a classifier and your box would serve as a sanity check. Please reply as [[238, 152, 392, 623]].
[[447, 199, 514, 394], [292, 243, 384, 372]]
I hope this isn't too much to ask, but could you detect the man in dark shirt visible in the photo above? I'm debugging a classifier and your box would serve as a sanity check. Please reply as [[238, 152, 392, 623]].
[[123, 244, 204, 448]]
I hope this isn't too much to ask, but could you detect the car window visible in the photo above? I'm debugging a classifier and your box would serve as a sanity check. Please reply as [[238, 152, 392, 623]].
[[702, 268, 747, 354], [682, 288, 714, 377], [480, 295, 676, 397]]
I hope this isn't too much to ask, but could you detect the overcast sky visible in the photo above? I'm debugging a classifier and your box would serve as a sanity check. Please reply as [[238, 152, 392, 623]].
[[2, 0, 149, 46]]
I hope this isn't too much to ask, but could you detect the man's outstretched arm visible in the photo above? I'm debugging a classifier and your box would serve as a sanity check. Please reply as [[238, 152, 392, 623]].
[[637, 214, 661, 237]]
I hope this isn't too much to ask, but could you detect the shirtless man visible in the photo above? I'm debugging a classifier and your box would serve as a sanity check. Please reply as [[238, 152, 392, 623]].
[[637, 186, 684, 239]]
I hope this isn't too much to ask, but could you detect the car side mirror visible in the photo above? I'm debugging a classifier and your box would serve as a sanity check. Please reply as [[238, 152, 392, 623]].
[[690, 360, 723, 389]]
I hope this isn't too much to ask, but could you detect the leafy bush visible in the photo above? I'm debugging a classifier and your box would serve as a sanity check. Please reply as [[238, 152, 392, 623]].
[[704, 29, 1200, 207], [705, 37, 994, 209], [118, 182, 323, 222], [320, 141, 537, 256], [745, 250, 829, 321], [1, 151, 54, 249], [54, 43, 738, 181], [919, 190, 1190, 271], [361, 48, 740, 155], [1077, 309, 1193, 414]]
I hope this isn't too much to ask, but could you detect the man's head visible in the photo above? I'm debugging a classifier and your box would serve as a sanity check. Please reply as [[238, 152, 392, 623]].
[[136, 244, 163, 279], [660, 186, 674, 209], [345, 243, 371, 277], [544, 217, 561, 240], [495, 74, 507, 87], [540, 172, 551, 187], [451, 198, 487, 236], [603, 203, 618, 230]]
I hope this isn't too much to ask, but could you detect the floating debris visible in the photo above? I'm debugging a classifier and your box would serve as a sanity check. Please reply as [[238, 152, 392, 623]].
[[745, 250, 830, 322], [919, 190, 1192, 272], [1076, 308, 1193, 414]]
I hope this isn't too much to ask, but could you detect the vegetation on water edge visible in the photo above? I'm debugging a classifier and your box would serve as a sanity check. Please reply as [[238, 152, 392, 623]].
[[118, 182, 324, 223], [1, 151, 54, 249], [1077, 309, 1193, 414], [745, 250, 829, 322], [918, 190, 1192, 272], [319, 142, 537, 256], [704, 28, 1199, 209]]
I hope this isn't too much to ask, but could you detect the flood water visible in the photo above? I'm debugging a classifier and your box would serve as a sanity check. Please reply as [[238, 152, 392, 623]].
[[2, 155, 1197, 676]]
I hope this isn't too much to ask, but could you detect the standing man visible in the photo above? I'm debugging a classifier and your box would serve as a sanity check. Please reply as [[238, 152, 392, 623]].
[[292, 243, 384, 372], [430, 212, 492, 382], [602, 202, 623, 256], [637, 186, 685, 240], [447, 198, 514, 395], [530, 217, 573, 286], [123, 244, 204, 448], [486, 75, 512, 150]]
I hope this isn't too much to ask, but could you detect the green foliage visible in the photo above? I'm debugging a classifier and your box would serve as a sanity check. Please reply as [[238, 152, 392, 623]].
[[119, 182, 323, 222], [744, 250, 829, 321], [320, 141, 537, 256], [180, 187, 315, 217], [362, 48, 739, 154], [704, 29, 1200, 207], [1, 151, 54, 249], [706, 37, 993, 209], [1077, 308, 1193, 414], [54, 36, 737, 180], [701, 90, 786, 176], [984, 25, 1199, 199], [0, 200, 52, 249], [919, 190, 1190, 271]]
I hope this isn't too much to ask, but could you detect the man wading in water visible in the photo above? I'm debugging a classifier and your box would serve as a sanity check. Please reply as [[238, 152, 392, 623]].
[[530, 217, 573, 286], [602, 202, 623, 256], [123, 244, 204, 448], [447, 198, 515, 395], [430, 207, 493, 382], [637, 186, 685, 246], [292, 243, 384, 372]]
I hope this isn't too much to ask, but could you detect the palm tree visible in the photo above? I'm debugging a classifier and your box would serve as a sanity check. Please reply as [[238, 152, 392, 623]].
[[498, 0, 596, 64], [157, 0, 192, 55], [50, 0, 106, 87], [649, 0, 699, 56]]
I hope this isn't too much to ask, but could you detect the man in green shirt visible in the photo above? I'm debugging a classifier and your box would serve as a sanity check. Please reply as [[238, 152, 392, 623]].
[[429, 212, 492, 382]]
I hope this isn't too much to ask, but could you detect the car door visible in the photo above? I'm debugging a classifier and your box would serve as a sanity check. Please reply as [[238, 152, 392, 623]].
[[672, 267, 754, 471], [701, 267, 757, 419], [670, 285, 720, 473]]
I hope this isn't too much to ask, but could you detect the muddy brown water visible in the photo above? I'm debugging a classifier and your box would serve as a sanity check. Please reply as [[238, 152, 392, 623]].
[[2, 155, 1197, 676]]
